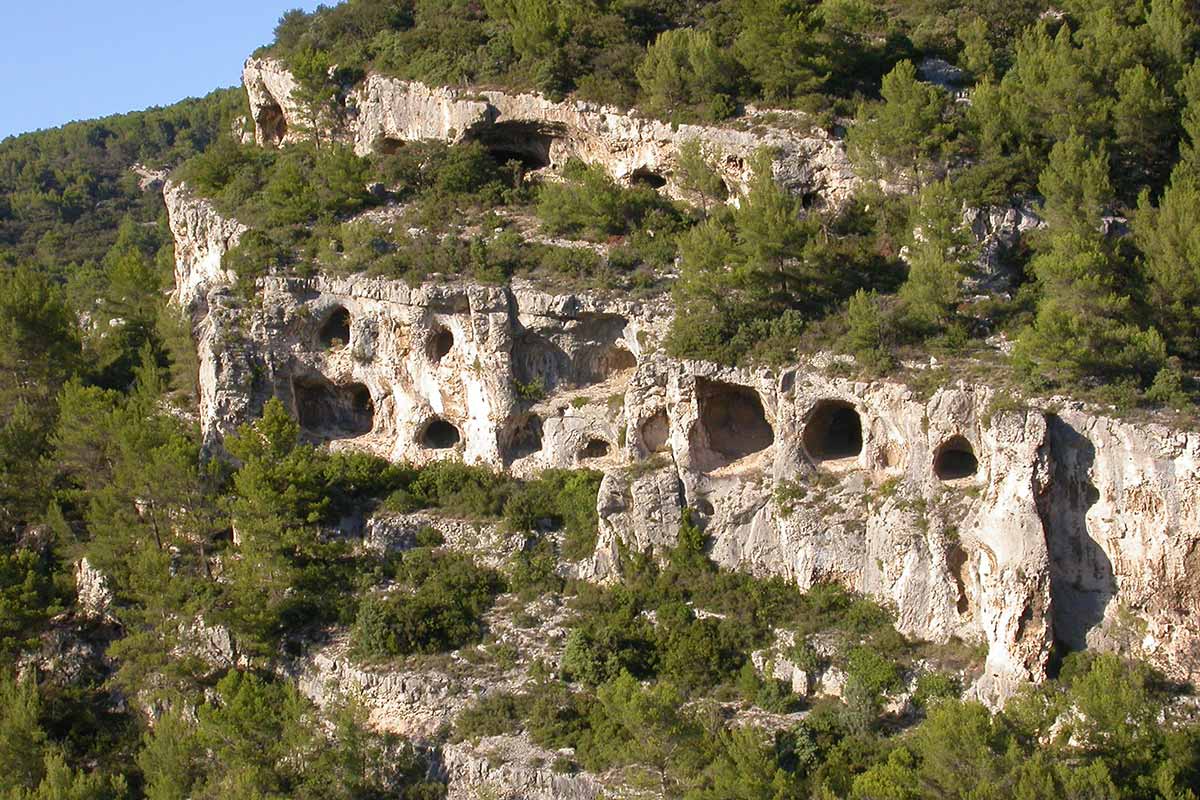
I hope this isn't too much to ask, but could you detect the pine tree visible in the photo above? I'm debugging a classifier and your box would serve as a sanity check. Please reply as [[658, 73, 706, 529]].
[[847, 60, 952, 190], [899, 179, 977, 332], [1112, 65, 1174, 196], [637, 28, 738, 120], [1037, 132, 1114, 237], [1176, 59, 1200, 180], [1135, 170, 1200, 358], [734, 0, 829, 103], [674, 140, 727, 216]]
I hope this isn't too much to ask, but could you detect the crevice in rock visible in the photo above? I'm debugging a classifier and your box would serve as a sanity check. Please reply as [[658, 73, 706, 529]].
[[640, 410, 669, 454], [420, 418, 461, 450], [293, 376, 373, 438], [428, 327, 454, 363], [580, 439, 610, 459], [1036, 414, 1113, 653], [802, 400, 863, 462], [933, 436, 978, 480], [947, 543, 969, 614], [582, 345, 636, 382], [319, 306, 351, 350], [692, 378, 774, 467]]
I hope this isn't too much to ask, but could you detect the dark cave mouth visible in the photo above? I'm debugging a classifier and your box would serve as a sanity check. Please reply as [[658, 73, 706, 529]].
[[803, 400, 863, 462], [694, 378, 774, 463], [421, 418, 462, 449], [934, 436, 979, 480]]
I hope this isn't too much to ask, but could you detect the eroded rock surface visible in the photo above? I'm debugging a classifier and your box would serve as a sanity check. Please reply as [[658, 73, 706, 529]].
[[167, 107, 1200, 710], [242, 56, 858, 208]]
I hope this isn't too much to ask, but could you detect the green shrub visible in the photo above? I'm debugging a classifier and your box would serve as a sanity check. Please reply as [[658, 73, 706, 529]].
[[350, 548, 502, 658]]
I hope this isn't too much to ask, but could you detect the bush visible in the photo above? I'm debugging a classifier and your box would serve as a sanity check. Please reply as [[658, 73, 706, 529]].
[[350, 548, 502, 658]]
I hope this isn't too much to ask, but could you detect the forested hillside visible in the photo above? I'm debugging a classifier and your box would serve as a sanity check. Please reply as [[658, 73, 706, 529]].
[[2, 1, 1200, 798]]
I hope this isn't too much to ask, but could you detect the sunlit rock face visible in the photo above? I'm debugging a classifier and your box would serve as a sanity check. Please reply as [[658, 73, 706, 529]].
[[242, 56, 859, 209], [167, 64, 1200, 708]]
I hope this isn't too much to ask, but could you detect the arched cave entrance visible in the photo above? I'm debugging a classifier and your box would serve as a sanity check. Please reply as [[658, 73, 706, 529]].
[[293, 377, 374, 438], [421, 418, 461, 450], [470, 121, 555, 171], [934, 436, 978, 480], [640, 410, 669, 453], [257, 100, 287, 146], [428, 327, 454, 363], [580, 439, 610, 459], [319, 307, 352, 349], [694, 378, 774, 465], [584, 346, 637, 382], [802, 400, 863, 462], [630, 168, 667, 189]]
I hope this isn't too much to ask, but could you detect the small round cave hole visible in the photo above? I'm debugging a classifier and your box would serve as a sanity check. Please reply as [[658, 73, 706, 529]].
[[802, 400, 863, 462], [319, 307, 352, 349], [581, 439, 610, 459], [428, 327, 454, 363], [934, 436, 978, 481], [694, 378, 774, 464], [421, 418, 461, 450]]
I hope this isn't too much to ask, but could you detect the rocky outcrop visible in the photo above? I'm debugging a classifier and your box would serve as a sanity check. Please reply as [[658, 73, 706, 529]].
[[166, 175, 1200, 703], [241, 57, 858, 207], [165, 181, 246, 308]]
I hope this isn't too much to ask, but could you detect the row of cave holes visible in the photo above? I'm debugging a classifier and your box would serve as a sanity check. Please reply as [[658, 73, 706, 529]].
[[694, 382, 979, 480], [800, 400, 979, 480], [508, 414, 612, 463], [318, 306, 456, 364], [293, 377, 467, 453]]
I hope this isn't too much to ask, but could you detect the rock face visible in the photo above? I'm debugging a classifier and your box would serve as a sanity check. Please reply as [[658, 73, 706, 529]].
[[241, 57, 858, 207], [166, 182, 1200, 705]]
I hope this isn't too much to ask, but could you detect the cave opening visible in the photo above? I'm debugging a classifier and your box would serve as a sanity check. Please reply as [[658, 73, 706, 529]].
[[630, 168, 667, 188], [377, 137, 405, 155], [802, 400, 863, 462], [470, 122, 555, 171], [934, 436, 978, 480], [319, 307, 352, 349], [505, 414, 543, 462], [595, 346, 636, 379], [640, 410, 669, 453], [421, 418, 461, 450], [293, 378, 374, 438], [581, 439, 610, 459], [428, 327, 454, 363], [257, 100, 287, 146], [694, 378, 774, 464]]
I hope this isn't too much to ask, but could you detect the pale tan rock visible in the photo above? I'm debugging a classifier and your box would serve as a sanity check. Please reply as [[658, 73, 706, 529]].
[[241, 56, 859, 207]]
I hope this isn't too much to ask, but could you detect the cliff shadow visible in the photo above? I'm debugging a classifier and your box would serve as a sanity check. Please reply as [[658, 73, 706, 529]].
[[1038, 414, 1115, 653]]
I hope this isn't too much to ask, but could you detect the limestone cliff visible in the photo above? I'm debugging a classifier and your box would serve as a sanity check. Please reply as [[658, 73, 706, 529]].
[[242, 56, 858, 207], [166, 182, 1200, 708]]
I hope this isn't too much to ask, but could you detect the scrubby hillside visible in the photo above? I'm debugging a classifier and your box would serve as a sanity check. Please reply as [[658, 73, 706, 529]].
[[3, 2, 1200, 799]]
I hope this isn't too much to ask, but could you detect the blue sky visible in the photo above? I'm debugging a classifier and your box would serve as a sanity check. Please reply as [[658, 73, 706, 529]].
[[0, 0, 323, 139]]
